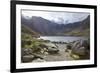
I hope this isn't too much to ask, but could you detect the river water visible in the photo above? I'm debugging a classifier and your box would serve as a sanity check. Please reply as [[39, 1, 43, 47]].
[[40, 36, 88, 42]]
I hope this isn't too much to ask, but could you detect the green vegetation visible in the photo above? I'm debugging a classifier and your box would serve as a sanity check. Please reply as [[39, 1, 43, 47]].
[[21, 24, 90, 62], [21, 25, 38, 35], [64, 29, 90, 37], [21, 25, 42, 53]]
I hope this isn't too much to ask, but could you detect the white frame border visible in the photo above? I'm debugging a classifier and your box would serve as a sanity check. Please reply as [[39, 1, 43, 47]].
[[16, 4, 95, 69]]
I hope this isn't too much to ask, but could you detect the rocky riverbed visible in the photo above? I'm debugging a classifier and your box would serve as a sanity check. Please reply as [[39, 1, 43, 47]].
[[21, 39, 90, 63], [32, 44, 74, 62]]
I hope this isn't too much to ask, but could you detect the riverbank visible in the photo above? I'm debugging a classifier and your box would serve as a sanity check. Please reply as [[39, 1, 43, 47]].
[[32, 43, 74, 62], [22, 37, 90, 63]]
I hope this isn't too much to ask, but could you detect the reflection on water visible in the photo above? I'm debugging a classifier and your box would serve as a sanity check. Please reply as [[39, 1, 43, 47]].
[[40, 36, 88, 42]]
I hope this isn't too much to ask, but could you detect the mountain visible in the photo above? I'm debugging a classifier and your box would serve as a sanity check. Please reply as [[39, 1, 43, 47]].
[[21, 15, 90, 36], [21, 15, 60, 35], [21, 24, 39, 35], [62, 16, 90, 36]]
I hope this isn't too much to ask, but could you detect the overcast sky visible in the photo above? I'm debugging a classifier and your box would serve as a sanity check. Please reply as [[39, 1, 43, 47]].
[[22, 10, 89, 24]]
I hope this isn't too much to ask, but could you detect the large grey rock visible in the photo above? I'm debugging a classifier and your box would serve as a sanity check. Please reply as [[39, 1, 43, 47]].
[[71, 40, 90, 56], [47, 47, 59, 54], [72, 47, 86, 56], [67, 43, 72, 49], [65, 43, 72, 52], [21, 48, 33, 56], [33, 53, 44, 59], [42, 43, 59, 54], [72, 40, 80, 50], [81, 40, 90, 50], [22, 55, 35, 62]]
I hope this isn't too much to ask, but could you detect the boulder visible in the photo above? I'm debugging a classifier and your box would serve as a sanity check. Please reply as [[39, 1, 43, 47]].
[[43, 43, 59, 54], [81, 40, 90, 50], [71, 40, 90, 59], [21, 48, 33, 56], [40, 48, 48, 54], [65, 43, 72, 52], [72, 40, 80, 50], [72, 47, 86, 56], [22, 55, 35, 62], [33, 53, 44, 59], [47, 47, 59, 54], [44, 52, 49, 55], [67, 44, 72, 50]]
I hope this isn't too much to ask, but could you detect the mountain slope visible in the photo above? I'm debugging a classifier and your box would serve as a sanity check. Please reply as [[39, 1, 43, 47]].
[[21, 24, 39, 35], [21, 15, 90, 36], [62, 16, 90, 36], [21, 16, 59, 35]]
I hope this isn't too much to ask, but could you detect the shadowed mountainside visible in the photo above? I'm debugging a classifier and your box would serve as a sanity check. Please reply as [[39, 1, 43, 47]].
[[21, 15, 90, 36]]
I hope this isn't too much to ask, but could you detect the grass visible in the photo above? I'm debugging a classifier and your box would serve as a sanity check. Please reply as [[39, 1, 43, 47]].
[[64, 29, 90, 36]]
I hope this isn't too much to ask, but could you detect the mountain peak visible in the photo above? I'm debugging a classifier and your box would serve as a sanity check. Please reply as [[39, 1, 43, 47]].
[[21, 15, 90, 36]]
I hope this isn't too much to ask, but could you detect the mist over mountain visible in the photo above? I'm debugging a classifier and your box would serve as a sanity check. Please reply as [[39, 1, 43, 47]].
[[21, 15, 90, 36]]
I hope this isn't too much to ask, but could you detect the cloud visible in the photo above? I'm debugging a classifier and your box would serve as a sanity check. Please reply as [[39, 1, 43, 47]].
[[22, 10, 89, 24]]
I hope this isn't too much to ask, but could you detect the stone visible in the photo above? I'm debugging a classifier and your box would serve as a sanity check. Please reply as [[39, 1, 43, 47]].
[[72, 47, 86, 56], [48, 47, 59, 54], [71, 40, 90, 59], [65, 43, 72, 52], [71, 54, 80, 59], [22, 55, 35, 62], [33, 58, 46, 62], [21, 48, 33, 56]]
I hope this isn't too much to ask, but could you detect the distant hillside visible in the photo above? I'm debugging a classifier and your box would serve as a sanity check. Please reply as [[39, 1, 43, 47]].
[[21, 24, 39, 35], [21, 15, 90, 36], [62, 16, 90, 36], [63, 28, 89, 36], [21, 15, 58, 35]]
